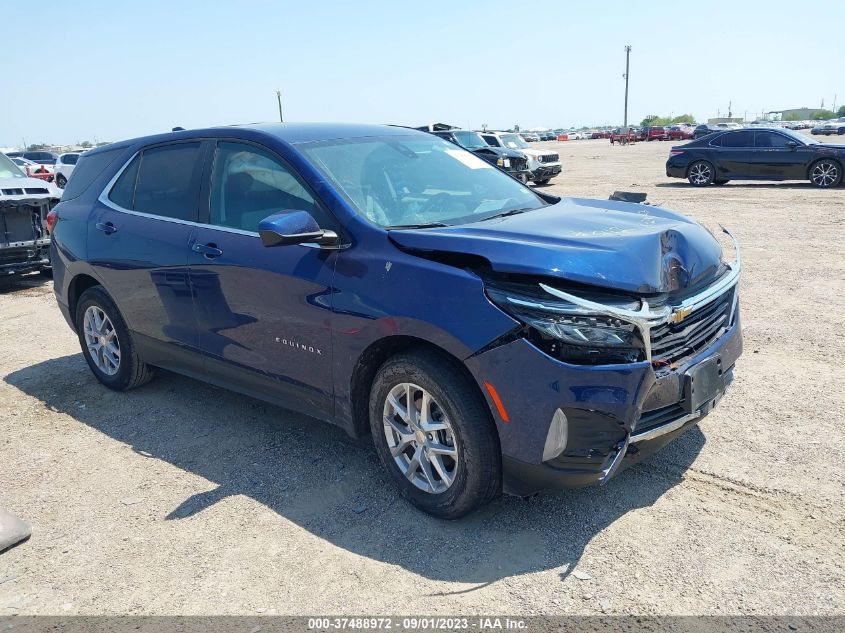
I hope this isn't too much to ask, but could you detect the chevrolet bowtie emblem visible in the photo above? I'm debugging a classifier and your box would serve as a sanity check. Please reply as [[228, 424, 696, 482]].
[[668, 306, 694, 324]]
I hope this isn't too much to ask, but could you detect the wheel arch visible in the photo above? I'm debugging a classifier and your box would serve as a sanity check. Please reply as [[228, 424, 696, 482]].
[[348, 335, 496, 441], [67, 273, 102, 329]]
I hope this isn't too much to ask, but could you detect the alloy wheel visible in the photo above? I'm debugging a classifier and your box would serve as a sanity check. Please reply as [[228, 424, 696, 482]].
[[689, 163, 712, 185], [382, 382, 459, 494], [810, 161, 839, 187], [83, 306, 121, 376]]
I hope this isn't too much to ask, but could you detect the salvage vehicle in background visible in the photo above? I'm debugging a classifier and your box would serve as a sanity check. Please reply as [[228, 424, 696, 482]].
[[520, 132, 540, 142], [814, 120, 845, 136], [0, 152, 59, 280], [429, 129, 531, 182], [54, 152, 84, 188], [666, 127, 844, 188], [610, 127, 638, 144], [49, 123, 742, 518], [639, 126, 667, 141], [693, 124, 724, 139], [10, 157, 55, 182], [480, 131, 562, 184]]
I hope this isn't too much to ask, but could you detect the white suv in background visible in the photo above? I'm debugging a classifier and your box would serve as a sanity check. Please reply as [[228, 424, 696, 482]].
[[54, 152, 83, 188], [480, 131, 562, 185]]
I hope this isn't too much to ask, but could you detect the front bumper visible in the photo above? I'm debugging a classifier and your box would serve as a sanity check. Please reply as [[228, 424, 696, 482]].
[[466, 316, 742, 496], [531, 164, 562, 181]]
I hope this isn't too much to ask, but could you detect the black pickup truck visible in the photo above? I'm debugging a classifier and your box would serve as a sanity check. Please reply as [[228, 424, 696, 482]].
[[1, 153, 59, 282]]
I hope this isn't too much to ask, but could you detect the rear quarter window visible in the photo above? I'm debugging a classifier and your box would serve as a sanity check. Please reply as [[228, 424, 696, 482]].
[[61, 147, 127, 201]]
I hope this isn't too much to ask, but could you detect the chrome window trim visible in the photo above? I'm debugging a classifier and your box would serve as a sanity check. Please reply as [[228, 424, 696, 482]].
[[540, 226, 741, 362]]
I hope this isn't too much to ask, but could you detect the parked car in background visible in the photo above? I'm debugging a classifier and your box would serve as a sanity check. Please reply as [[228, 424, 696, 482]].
[[666, 127, 844, 188], [49, 122, 742, 518], [667, 125, 694, 141], [814, 120, 845, 136], [429, 129, 531, 182], [10, 157, 55, 182], [639, 126, 667, 141], [54, 152, 84, 188], [480, 131, 562, 184], [520, 132, 540, 142], [610, 127, 638, 144], [7, 150, 59, 165], [693, 124, 725, 139], [0, 152, 59, 280]]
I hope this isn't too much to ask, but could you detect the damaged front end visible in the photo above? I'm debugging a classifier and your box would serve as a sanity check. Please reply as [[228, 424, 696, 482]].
[[464, 229, 742, 495], [1, 196, 56, 280]]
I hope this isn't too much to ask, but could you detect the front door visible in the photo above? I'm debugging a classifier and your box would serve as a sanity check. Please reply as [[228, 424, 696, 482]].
[[750, 131, 812, 179], [188, 140, 340, 419], [88, 141, 207, 372]]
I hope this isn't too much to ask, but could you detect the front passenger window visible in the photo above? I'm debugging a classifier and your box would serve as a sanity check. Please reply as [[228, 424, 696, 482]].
[[209, 142, 334, 233]]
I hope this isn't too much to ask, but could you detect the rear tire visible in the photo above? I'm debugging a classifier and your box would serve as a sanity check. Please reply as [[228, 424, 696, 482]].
[[75, 286, 154, 391], [809, 159, 842, 188], [369, 350, 501, 519], [687, 161, 715, 186]]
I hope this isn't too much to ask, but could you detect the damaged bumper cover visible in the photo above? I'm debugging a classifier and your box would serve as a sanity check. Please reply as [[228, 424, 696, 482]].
[[1, 197, 54, 278]]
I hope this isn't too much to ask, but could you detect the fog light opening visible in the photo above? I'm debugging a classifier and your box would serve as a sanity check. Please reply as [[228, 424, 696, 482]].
[[542, 409, 569, 462]]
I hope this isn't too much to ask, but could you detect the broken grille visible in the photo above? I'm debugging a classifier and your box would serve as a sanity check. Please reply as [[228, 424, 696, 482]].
[[650, 288, 734, 365]]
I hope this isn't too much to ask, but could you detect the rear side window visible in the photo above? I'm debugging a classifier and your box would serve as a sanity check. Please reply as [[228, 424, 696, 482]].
[[108, 142, 203, 221], [63, 154, 80, 165], [108, 155, 141, 209], [61, 147, 125, 201]]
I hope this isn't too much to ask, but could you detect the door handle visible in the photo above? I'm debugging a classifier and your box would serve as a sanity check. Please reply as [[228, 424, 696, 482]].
[[192, 242, 223, 258], [95, 221, 117, 235]]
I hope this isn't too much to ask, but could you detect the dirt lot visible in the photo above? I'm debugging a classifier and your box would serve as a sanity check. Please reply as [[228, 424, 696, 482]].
[[1, 137, 843, 616]]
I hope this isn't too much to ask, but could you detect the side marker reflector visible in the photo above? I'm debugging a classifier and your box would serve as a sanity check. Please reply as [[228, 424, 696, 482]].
[[483, 382, 510, 423]]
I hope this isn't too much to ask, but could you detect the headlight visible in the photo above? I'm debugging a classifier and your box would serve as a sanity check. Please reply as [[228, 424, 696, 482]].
[[503, 158, 510, 168], [486, 284, 646, 365]]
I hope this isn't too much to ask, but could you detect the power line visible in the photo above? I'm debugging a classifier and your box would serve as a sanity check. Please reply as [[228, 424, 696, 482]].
[[623, 45, 632, 127]]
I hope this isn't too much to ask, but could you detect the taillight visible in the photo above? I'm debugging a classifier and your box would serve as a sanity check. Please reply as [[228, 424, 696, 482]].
[[45, 209, 58, 233], [669, 149, 685, 157]]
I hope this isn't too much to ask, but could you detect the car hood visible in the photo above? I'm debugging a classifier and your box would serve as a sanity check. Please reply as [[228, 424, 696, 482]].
[[388, 197, 726, 295], [0, 176, 61, 199], [477, 147, 525, 159]]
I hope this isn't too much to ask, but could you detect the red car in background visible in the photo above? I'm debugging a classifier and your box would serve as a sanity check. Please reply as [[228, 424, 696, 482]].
[[667, 125, 694, 141], [639, 126, 667, 141]]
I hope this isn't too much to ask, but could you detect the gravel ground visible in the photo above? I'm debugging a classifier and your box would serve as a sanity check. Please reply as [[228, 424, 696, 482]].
[[1, 136, 843, 616]]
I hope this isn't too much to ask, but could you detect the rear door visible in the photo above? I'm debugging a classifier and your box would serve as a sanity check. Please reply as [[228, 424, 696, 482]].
[[188, 139, 340, 419], [711, 130, 754, 177], [750, 131, 811, 179], [88, 140, 208, 371]]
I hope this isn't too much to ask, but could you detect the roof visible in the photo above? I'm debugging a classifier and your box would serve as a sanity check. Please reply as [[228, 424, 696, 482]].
[[83, 122, 420, 156]]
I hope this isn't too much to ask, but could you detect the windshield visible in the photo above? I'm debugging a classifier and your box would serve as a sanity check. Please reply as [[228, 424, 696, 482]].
[[299, 135, 546, 228], [0, 154, 27, 179], [499, 133, 530, 150], [452, 131, 488, 149]]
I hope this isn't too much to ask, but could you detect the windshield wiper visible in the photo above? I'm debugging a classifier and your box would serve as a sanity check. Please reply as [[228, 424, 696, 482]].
[[385, 222, 449, 230], [476, 207, 536, 222]]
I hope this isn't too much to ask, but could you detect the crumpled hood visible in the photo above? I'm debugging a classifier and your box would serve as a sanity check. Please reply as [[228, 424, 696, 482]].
[[388, 197, 726, 295]]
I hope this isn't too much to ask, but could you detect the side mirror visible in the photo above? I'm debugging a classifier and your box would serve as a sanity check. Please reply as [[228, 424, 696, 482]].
[[258, 210, 339, 247], [786, 141, 798, 150]]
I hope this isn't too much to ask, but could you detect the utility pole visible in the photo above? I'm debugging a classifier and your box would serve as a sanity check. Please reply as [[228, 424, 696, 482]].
[[623, 45, 632, 127], [276, 90, 284, 123]]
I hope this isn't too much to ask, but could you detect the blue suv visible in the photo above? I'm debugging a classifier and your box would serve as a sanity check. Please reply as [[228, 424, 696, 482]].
[[49, 123, 742, 518]]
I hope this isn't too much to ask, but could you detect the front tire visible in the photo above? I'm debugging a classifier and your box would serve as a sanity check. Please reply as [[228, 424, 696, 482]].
[[369, 350, 501, 519], [56, 174, 67, 188], [809, 159, 842, 188], [534, 178, 551, 185], [75, 286, 154, 391], [687, 160, 715, 186]]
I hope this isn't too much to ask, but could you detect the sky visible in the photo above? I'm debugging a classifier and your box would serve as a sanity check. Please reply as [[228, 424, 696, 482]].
[[3, 0, 844, 147]]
